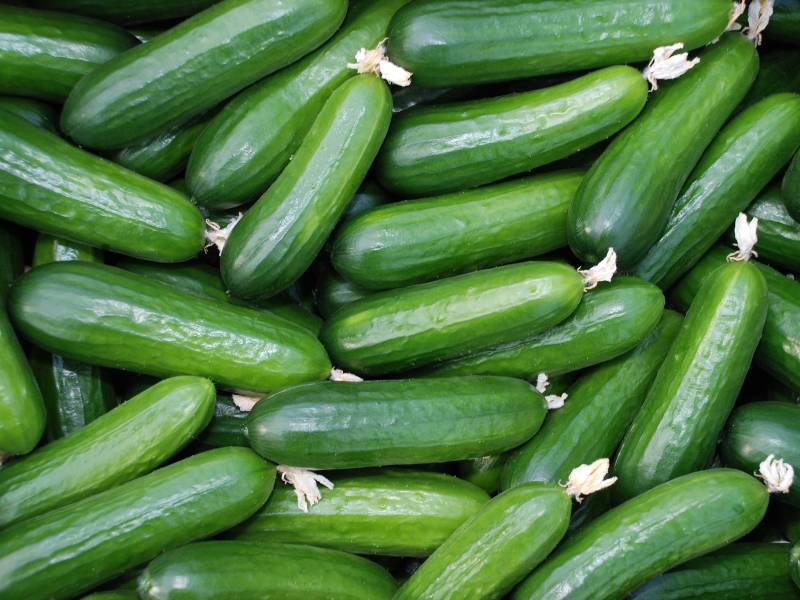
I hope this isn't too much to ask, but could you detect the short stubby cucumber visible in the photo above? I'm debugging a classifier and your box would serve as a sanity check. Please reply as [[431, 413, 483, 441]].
[[785, 150, 800, 220], [0, 97, 59, 133], [741, 185, 800, 273], [25, 0, 219, 25]]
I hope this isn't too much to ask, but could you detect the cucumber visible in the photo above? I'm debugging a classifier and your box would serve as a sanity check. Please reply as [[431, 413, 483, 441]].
[[340, 180, 391, 223], [83, 593, 138, 600], [502, 310, 681, 491], [320, 260, 584, 375], [613, 261, 768, 501], [60, 0, 348, 150], [720, 402, 800, 507], [633, 93, 800, 288], [197, 395, 248, 448], [741, 185, 800, 273], [375, 66, 647, 196], [424, 277, 664, 380], [0, 111, 204, 262], [737, 50, 800, 112], [387, 0, 729, 87], [0, 447, 274, 600], [8, 262, 331, 392], [0, 97, 59, 133], [630, 543, 800, 599], [0, 376, 215, 528], [331, 170, 582, 290], [568, 33, 759, 268], [231, 470, 489, 556], [0, 6, 137, 103], [25, 0, 219, 25], [315, 262, 372, 318], [127, 28, 162, 43], [457, 454, 507, 495], [187, 0, 410, 209], [0, 220, 24, 296], [247, 376, 547, 469], [221, 75, 392, 300], [392, 84, 479, 113], [769, 0, 800, 46], [512, 469, 768, 600], [785, 151, 800, 221], [793, 544, 800, 590], [138, 541, 397, 600]]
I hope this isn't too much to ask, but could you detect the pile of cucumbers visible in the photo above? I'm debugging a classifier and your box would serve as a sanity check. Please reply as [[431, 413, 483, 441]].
[[1, 0, 800, 598]]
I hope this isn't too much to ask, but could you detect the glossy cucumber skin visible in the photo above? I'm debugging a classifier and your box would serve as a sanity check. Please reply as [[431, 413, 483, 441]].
[[25, 0, 219, 25], [737, 51, 800, 112], [247, 377, 547, 469], [0, 97, 59, 133], [8, 262, 331, 393], [512, 469, 768, 600], [221, 75, 392, 300], [0, 111, 204, 262], [375, 66, 647, 197], [0, 6, 136, 103], [568, 34, 759, 268], [387, 0, 729, 87], [720, 402, 800, 507], [0, 447, 274, 600], [769, 0, 800, 45], [231, 470, 489, 556], [320, 261, 583, 375], [743, 185, 800, 272], [502, 310, 681, 491], [785, 151, 800, 221], [424, 277, 664, 379], [0, 376, 215, 528], [197, 396, 248, 448], [138, 541, 397, 600], [634, 93, 800, 288], [61, 0, 348, 150], [614, 262, 768, 501], [315, 262, 372, 318], [188, 0, 410, 209], [331, 170, 582, 290]]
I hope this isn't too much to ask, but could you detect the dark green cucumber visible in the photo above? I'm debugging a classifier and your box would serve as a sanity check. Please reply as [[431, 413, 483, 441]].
[[457, 454, 507, 494], [315, 262, 372, 318], [375, 66, 646, 196], [614, 262, 768, 501], [793, 544, 800, 590], [187, 0, 410, 209], [387, 0, 729, 87], [513, 469, 768, 600], [231, 470, 489, 556], [0, 220, 24, 297], [25, 0, 219, 25], [769, 0, 800, 45], [0, 111, 203, 262], [331, 170, 582, 290], [568, 33, 759, 268], [221, 75, 392, 299], [502, 310, 681, 491], [737, 50, 800, 112], [83, 592, 138, 600], [0, 97, 58, 133], [721, 402, 800, 507], [320, 261, 584, 375], [0, 447, 274, 600], [424, 277, 664, 380], [630, 543, 800, 599], [8, 262, 331, 392], [247, 377, 547, 469], [340, 180, 391, 223], [61, 0, 347, 150], [0, 376, 215, 528], [392, 84, 480, 113], [197, 395, 248, 448], [785, 151, 800, 221], [138, 541, 396, 600], [742, 184, 800, 272], [633, 93, 800, 288]]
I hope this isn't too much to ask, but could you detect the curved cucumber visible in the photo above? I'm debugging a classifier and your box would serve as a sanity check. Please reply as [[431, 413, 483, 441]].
[[221, 75, 392, 299], [742, 185, 800, 272], [247, 377, 547, 469], [512, 469, 768, 600], [0, 376, 215, 528], [8, 262, 331, 393], [785, 151, 800, 221], [568, 33, 759, 268], [375, 66, 647, 197], [315, 262, 372, 318], [737, 50, 800, 112], [331, 170, 582, 290], [231, 470, 489, 556], [25, 0, 219, 25], [614, 262, 768, 501], [769, 0, 800, 45], [61, 0, 348, 149], [197, 395, 248, 448], [0, 97, 58, 133], [320, 261, 584, 375]]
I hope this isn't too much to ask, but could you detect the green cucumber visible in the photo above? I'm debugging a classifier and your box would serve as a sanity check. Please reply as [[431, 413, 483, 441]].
[[392, 84, 479, 113], [502, 310, 681, 491], [197, 395, 248, 448], [568, 33, 759, 268], [457, 454, 507, 494], [633, 93, 800, 288], [221, 75, 392, 299], [127, 28, 162, 43], [737, 50, 800, 112], [375, 66, 646, 196], [785, 151, 800, 221], [247, 376, 547, 469], [61, 0, 348, 150], [0, 447, 274, 600], [742, 184, 800, 272], [340, 180, 391, 223], [331, 170, 582, 290], [0, 220, 24, 297], [720, 402, 800, 507], [512, 469, 768, 600], [8, 261, 331, 392], [315, 262, 372, 318], [613, 261, 768, 501], [0, 111, 203, 262], [769, 0, 800, 45], [231, 470, 489, 556], [83, 592, 138, 600], [25, 0, 219, 25], [0, 376, 215, 528], [187, 0, 410, 209], [138, 541, 396, 599], [424, 277, 664, 380], [793, 544, 800, 590], [320, 260, 584, 375], [0, 97, 58, 133]]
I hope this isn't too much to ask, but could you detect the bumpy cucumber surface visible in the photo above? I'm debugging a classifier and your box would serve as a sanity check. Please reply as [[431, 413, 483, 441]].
[[785, 151, 800, 221], [742, 185, 800, 272], [0, 97, 58, 133], [26, 0, 219, 25]]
